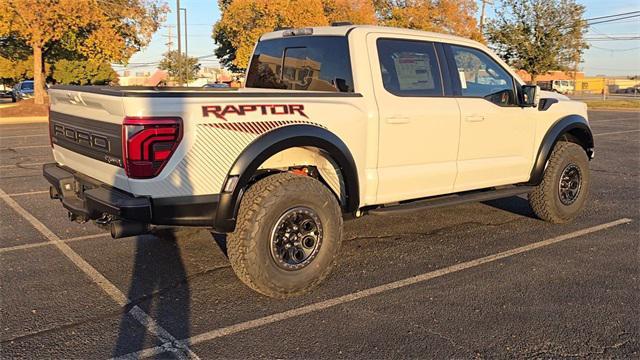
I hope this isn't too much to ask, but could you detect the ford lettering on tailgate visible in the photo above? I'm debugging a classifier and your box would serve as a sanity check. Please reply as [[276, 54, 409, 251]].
[[50, 111, 124, 167]]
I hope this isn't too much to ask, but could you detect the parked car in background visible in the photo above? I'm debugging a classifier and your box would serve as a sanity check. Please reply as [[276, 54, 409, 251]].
[[0, 89, 13, 98], [11, 80, 35, 102], [538, 80, 574, 94], [203, 83, 230, 88]]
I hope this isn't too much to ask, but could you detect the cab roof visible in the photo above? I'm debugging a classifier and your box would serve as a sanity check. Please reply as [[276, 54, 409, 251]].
[[260, 25, 481, 47]]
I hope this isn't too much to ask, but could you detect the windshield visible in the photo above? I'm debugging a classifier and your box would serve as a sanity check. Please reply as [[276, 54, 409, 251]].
[[245, 36, 354, 92], [21, 82, 34, 90]]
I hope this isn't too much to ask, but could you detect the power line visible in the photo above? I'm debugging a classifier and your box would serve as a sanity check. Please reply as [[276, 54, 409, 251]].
[[588, 25, 639, 38], [584, 10, 640, 22], [587, 14, 640, 26], [589, 45, 640, 51], [586, 66, 640, 71], [585, 36, 640, 41]]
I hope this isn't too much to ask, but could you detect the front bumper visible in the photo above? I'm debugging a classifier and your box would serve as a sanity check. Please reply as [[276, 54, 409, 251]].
[[43, 163, 219, 226]]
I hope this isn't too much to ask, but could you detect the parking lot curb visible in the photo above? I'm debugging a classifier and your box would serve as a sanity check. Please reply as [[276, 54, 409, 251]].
[[0, 116, 49, 124]]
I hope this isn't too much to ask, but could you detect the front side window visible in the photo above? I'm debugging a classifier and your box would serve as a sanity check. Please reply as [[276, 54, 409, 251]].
[[376, 39, 443, 97], [245, 36, 354, 92], [450, 45, 515, 106]]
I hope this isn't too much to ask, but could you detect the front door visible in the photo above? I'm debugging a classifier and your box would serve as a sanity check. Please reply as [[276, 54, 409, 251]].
[[446, 44, 536, 192], [370, 35, 461, 204]]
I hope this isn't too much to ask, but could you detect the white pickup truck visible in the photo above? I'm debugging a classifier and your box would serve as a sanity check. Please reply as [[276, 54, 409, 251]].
[[45, 25, 594, 298]]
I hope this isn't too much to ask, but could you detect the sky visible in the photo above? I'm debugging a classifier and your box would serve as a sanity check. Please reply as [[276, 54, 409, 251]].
[[120, 0, 640, 77]]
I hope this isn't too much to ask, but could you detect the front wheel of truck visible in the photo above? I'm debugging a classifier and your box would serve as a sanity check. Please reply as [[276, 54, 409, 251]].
[[529, 141, 590, 223], [227, 173, 343, 298]]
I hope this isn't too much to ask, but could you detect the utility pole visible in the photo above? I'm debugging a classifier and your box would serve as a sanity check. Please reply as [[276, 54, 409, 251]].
[[162, 26, 174, 52], [180, 7, 188, 87], [479, 0, 493, 32], [176, 0, 182, 86]]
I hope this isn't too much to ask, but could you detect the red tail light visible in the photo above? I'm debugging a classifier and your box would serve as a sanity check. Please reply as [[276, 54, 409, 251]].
[[122, 117, 182, 179]]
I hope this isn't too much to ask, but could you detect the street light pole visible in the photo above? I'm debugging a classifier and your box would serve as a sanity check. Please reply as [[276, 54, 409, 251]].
[[479, 0, 493, 32], [176, 0, 182, 86], [180, 7, 188, 87]]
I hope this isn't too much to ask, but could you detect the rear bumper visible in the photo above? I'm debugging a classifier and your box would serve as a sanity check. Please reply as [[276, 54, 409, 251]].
[[43, 163, 219, 226]]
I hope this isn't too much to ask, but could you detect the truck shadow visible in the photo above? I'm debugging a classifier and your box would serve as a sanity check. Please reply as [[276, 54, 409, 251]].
[[113, 230, 192, 357], [211, 232, 228, 257], [482, 195, 537, 219]]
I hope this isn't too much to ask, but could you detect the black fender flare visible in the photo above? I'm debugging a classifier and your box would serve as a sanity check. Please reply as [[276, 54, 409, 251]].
[[527, 114, 594, 185], [214, 124, 360, 233]]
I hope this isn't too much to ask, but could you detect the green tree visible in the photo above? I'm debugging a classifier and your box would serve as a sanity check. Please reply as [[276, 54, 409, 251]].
[[159, 50, 201, 83], [0, 55, 52, 87], [0, 0, 167, 104], [485, 0, 588, 83], [52, 59, 118, 85]]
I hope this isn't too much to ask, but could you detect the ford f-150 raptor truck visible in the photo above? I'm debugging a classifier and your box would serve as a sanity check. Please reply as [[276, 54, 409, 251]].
[[44, 25, 594, 298]]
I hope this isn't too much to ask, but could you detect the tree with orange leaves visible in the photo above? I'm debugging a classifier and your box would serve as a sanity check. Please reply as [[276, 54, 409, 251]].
[[214, 0, 483, 71], [379, 0, 483, 42], [323, 0, 377, 25], [0, 0, 167, 104], [214, 0, 329, 71], [213, 0, 378, 70]]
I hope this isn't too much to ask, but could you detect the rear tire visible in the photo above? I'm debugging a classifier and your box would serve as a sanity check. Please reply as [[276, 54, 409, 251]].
[[227, 173, 343, 298], [528, 141, 590, 223]]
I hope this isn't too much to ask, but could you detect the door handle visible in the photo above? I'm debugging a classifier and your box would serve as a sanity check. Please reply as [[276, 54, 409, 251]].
[[465, 115, 485, 122], [386, 116, 411, 124]]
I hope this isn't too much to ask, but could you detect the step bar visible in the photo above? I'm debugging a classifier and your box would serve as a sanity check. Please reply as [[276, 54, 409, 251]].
[[368, 186, 535, 216]]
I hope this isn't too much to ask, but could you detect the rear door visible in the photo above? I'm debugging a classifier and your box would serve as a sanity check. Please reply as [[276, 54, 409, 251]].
[[369, 34, 461, 204]]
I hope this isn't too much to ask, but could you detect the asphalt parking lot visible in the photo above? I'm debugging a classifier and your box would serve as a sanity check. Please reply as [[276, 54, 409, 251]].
[[1, 110, 638, 359]]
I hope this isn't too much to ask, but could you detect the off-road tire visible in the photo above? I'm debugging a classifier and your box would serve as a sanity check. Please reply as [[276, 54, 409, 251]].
[[227, 173, 343, 298], [529, 141, 590, 223]]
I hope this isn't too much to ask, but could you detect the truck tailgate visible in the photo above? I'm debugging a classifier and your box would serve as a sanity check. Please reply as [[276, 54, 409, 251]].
[[48, 88, 130, 191]]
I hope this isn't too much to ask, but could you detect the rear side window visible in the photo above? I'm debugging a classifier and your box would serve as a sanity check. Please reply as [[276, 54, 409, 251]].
[[245, 36, 354, 92], [376, 38, 443, 97]]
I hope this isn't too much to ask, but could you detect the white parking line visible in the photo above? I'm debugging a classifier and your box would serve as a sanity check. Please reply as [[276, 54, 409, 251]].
[[115, 218, 632, 360], [2, 190, 49, 197], [0, 187, 201, 360], [0, 126, 47, 131], [0, 134, 48, 139], [0, 162, 45, 169], [594, 129, 640, 137], [1, 145, 49, 150], [0, 233, 110, 254]]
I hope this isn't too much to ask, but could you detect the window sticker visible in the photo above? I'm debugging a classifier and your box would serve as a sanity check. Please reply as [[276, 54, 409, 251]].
[[458, 69, 467, 89], [393, 53, 434, 90]]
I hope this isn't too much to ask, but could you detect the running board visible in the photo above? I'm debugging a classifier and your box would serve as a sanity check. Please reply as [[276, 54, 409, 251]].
[[368, 186, 535, 216]]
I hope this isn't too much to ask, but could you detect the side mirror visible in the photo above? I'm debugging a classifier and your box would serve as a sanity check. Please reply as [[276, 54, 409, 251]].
[[522, 85, 540, 108]]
